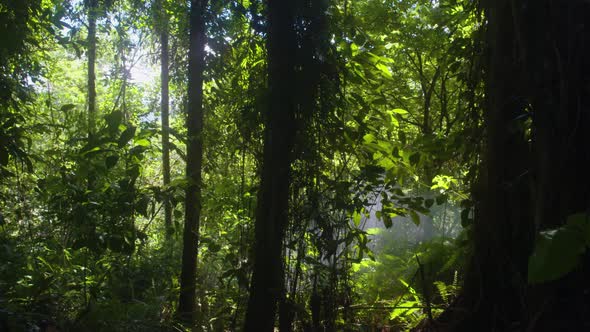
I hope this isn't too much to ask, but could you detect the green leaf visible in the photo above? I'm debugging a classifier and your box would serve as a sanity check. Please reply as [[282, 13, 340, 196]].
[[566, 213, 590, 243], [391, 108, 408, 115], [363, 133, 375, 143], [375, 63, 392, 78], [134, 138, 151, 147], [208, 242, 222, 253], [528, 226, 586, 284], [353, 211, 361, 227], [383, 216, 393, 228], [105, 155, 118, 169], [409, 211, 420, 226], [118, 126, 136, 148], [409, 153, 420, 166], [60, 104, 76, 112], [105, 111, 123, 130], [351, 42, 359, 56]]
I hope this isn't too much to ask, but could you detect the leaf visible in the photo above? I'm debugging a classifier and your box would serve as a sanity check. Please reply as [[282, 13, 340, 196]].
[[409, 153, 420, 166], [350, 42, 359, 56], [528, 226, 586, 284], [105, 155, 118, 169], [60, 104, 76, 112], [375, 63, 392, 78], [391, 108, 408, 115], [134, 138, 151, 147], [118, 126, 136, 148], [105, 111, 123, 130], [363, 133, 375, 143], [208, 242, 222, 253], [353, 211, 361, 227], [409, 211, 420, 226], [383, 216, 393, 228], [566, 213, 590, 243]]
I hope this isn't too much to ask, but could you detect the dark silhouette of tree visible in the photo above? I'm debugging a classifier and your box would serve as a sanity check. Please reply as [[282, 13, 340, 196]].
[[452, 0, 590, 329], [178, 0, 208, 326], [243, 0, 297, 330]]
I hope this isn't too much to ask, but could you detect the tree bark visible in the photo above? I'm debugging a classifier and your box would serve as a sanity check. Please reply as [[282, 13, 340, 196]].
[[87, 0, 98, 140], [178, 0, 207, 327], [459, 1, 533, 329], [243, 0, 297, 330], [158, 0, 172, 238], [455, 0, 590, 329]]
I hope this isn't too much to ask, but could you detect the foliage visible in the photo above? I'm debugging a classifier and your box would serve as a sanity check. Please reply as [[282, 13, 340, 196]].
[[0, 0, 483, 330], [528, 213, 590, 284]]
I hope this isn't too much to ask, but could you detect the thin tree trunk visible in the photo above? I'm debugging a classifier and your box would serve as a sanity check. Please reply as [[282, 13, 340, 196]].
[[159, 0, 172, 238], [87, 0, 98, 140], [243, 0, 297, 330], [178, 0, 207, 327]]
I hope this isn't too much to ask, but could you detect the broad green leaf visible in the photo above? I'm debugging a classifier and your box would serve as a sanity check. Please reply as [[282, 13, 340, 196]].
[[118, 126, 136, 148], [363, 133, 375, 143], [528, 225, 586, 284], [134, 138, 151, 147], [391, 108, 408, 115], [375, 63, 392, 78]]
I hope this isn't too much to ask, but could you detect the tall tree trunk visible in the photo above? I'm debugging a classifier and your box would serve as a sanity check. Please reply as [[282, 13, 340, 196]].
[[519, 0, 590, 329], [459, 1, 533, 329], [159, 0, 172, 238], [87, 0, 98, 140], [243, 0, 297, 330], [178, 0, 207, 327], [455, 0, 590, 329]]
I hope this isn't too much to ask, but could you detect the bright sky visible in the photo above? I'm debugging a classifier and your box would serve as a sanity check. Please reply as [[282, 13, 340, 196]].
[[130, 60, 158, 85]]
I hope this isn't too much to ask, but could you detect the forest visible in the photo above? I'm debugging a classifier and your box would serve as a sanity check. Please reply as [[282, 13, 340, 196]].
[[0, 0, 589, 331]]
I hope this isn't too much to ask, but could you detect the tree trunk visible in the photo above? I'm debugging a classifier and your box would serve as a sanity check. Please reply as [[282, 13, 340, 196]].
[[459, 1, 533, 329], [87, 0, 98, 140], [519, 1, 590, 329], [243, 0, 297, 330], [178, 0, 207, 327], [455, 0, 590, 329], [158, 0, 172, 238]]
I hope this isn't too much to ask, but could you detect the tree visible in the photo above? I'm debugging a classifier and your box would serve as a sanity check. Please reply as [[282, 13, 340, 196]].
[[86, 0, 98, 140], [243, 0, 297, 330], [452, 0, 590, 330], [178, 0, 208, 326], [156, 0, 173, 237]]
